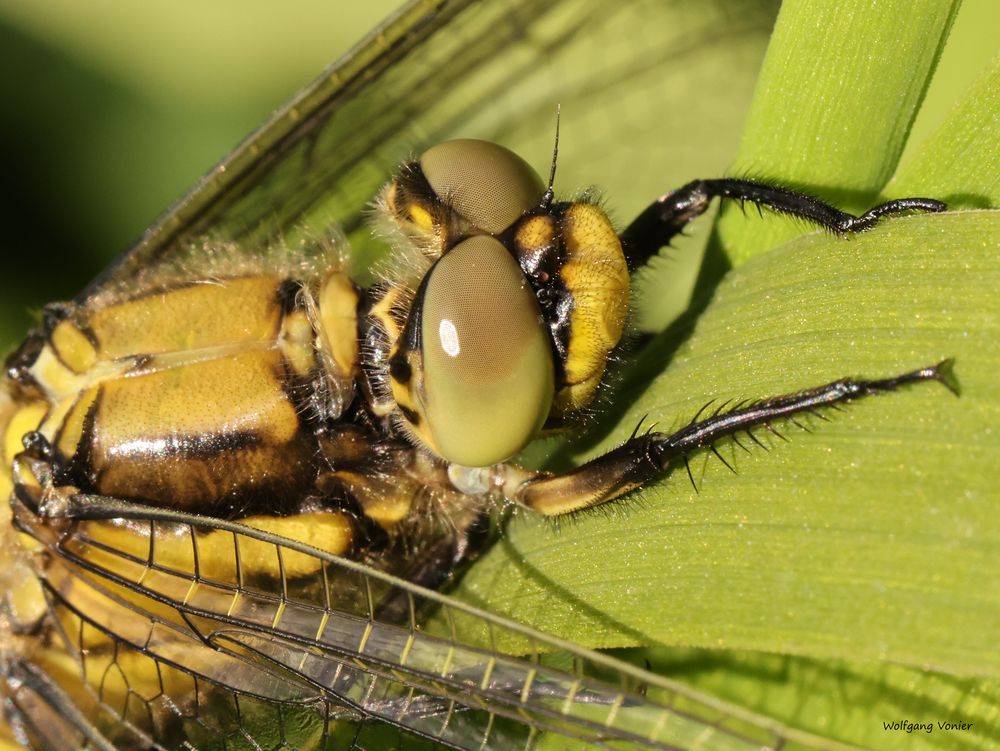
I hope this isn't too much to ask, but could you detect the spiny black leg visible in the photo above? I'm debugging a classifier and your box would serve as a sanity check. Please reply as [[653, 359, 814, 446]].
[[619, 178, 947, 271], [513, 360, 957, 515], [653, 359, 957, 462]]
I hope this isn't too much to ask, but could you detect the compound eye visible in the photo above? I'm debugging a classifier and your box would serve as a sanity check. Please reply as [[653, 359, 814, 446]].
[[419, 236, 554, 467], [420, 139, 545, 234]]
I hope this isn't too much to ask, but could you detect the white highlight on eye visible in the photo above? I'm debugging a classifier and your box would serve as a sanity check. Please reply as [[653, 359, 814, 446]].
[[439, 319, 461, 357]]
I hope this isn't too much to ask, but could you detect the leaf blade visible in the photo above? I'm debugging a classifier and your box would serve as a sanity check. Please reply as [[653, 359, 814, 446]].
[[886, 54, 1000, 206], [459, 211, 1000, 679], [715, 0, 961, 264]]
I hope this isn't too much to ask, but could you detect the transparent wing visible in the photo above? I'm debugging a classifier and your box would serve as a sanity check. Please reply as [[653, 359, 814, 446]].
[[11, 493, 848, 751], [78, 0, 776, 297]]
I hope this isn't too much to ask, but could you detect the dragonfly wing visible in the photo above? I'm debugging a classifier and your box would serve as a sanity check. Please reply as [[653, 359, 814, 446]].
[[79, 0, 773, 297], [2, 658, 127, 751], [13, 494, 842, 751]]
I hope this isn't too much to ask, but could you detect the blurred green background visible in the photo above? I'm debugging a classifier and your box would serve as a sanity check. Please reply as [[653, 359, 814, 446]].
[[0, 0, 399, 348], [0, 0, 995, 351]]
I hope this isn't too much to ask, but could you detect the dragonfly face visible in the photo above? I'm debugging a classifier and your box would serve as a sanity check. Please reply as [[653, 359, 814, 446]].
[[0, 3, 974, 750], [377, 139, 626, 466]]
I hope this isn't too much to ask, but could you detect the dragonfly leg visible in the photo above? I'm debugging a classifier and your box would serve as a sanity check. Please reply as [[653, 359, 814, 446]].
[[508, 360, 958, 516], [619, 178, 946, 270]]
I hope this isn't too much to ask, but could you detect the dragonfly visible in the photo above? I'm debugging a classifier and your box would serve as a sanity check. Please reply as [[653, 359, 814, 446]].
[[1, 1, 985, 749]]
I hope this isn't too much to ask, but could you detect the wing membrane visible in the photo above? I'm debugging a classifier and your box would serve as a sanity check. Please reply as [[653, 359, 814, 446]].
[[11, 494, 845, 751], [80, 0, 775, 295], [2, 658, 124, 751]]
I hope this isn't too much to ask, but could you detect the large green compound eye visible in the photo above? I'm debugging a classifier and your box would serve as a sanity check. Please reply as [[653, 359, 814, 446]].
[[419, 235, 554, 467], [420, 139, 545, 234]]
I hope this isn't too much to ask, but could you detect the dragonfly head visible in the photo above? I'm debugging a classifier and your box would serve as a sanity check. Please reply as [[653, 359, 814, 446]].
[[379, 139, 629, 468]]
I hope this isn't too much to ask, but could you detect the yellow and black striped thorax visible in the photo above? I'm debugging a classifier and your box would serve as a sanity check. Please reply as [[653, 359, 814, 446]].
[[2, 267, 361, 521]]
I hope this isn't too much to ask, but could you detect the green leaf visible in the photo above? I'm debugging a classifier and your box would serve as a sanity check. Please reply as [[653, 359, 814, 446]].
[[639, 649, 1000, 751], [460, 210, 1000, 674], [454, 1, 999, 746], [714, 0, 960, 266], [886, 54, 1000, 206]]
